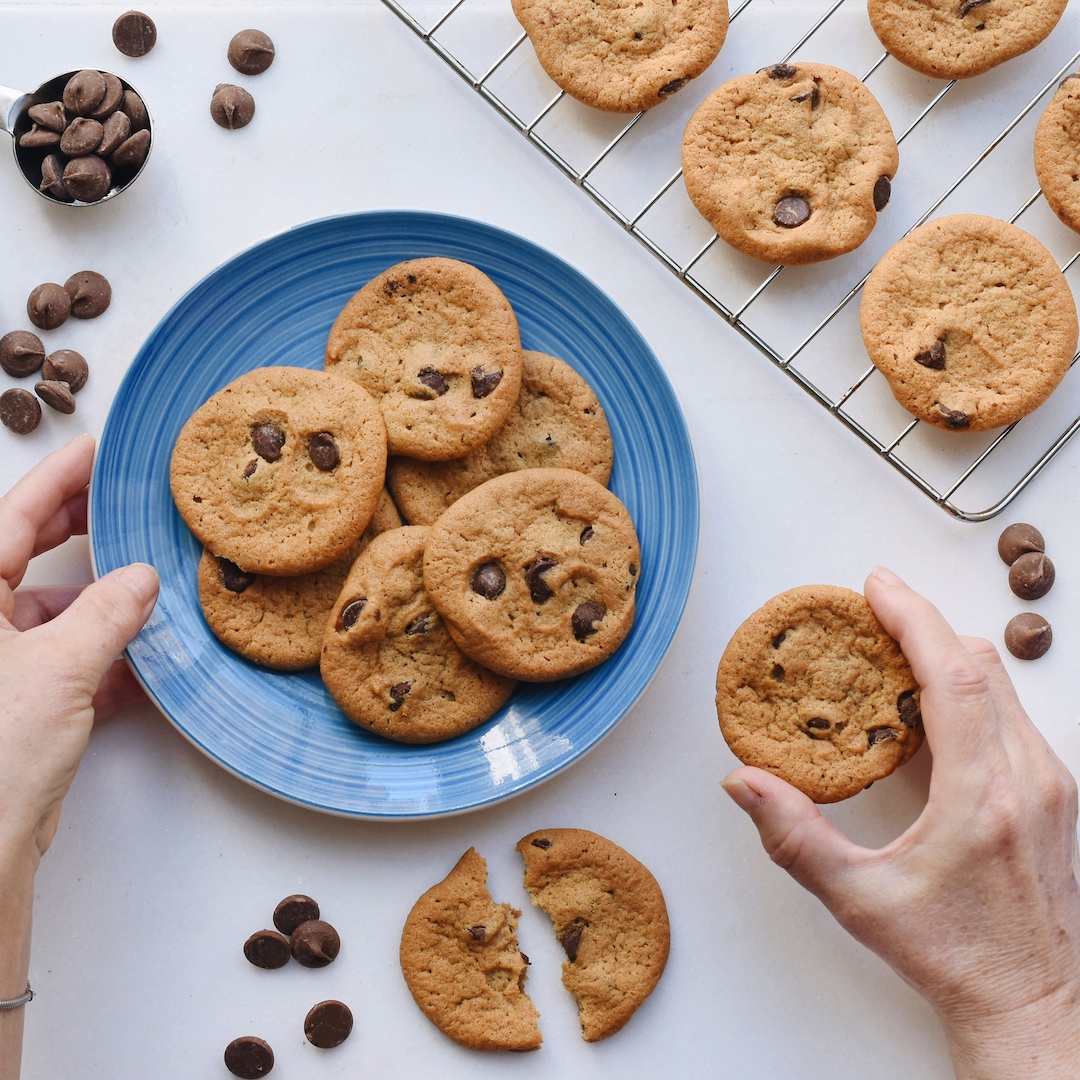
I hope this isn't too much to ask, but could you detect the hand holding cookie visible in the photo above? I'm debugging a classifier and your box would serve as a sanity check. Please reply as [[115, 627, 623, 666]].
[[722, 567, 1080, 1079]]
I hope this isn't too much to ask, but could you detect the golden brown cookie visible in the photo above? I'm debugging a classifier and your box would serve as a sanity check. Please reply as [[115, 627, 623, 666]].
[[512, 0, 729, 113], [320, 526, 516, 743], [324, 258, 523, 461], [423, 468, 640, 682], [860, 214, 1078, 432], [682, 62, 898, 265], [1035, 71, 1080, 235], [716, 584, 923, 803], [400, 848, 542, 1052], [867, 0, 1069, 81], [517, 828, 669, 1042], [386, 350, 614, 526], [170, 366, 388, 575]]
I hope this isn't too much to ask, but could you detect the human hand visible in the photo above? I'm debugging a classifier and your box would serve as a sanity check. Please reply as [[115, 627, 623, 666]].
[[721, 566, 1080, 1079], [0, 435, 158, 860]]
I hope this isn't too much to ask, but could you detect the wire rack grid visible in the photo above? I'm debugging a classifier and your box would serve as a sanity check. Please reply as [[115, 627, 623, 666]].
[[382, 0, 1080, 520]]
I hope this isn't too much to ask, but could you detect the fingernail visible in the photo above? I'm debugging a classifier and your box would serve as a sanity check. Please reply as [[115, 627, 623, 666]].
[[721, 777, 759, 813], [113, 562, 159, 603], [871, 565, 903, 586]]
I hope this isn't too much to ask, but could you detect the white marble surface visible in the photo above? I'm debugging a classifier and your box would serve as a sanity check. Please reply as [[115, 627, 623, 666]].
[[0, 2, 1078, 1077]]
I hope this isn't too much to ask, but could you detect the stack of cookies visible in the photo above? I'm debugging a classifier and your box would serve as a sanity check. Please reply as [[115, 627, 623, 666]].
[[169, 257, 641, 745]]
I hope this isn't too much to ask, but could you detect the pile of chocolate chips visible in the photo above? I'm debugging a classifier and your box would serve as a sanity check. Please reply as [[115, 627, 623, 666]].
[[227, 894, 353, 1076], [0, 271, 110, 433], [997, 522, 1054, 660], [211, 29, 276, 131]]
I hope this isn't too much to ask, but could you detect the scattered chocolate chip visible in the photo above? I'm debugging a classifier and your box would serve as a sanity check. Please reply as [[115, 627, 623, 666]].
[[571, 600, 605, 641], [935, 404, 970, 429], [1004, 612, 1052, 660], [211, 83, 256, 129], [35, 379, 76, 414], [0, 388, 41, 434], [229, 29, 276, 75], [467, 925, 487, 941], [1009, 551, 1055, 600], [42, 349, 89, 391], [243, 929, 291, 970], [388, 681, 413, 712], [470, 366, 503, 398], [63, 70, 107, 117], [340, 598, 367, 629], [404, 613, 435, 635], [418, 368, 449, 396], [273, 895, 320, 936], [0, 331, 46, 378], [898, 690, 921, 729], [27, 101, 66, 133], [291, 920, 340, 968], [873, 174, 892, 211], [62, 155, 112, 202], [27, 283, 71, 330], [224, 1035, 274, 1078], [997, 522, 1045, 565], [525, 558, 558, 603], [109, 127, 150, 169], [763, 63, 798, 79], [658, 77, 689, 97], [867, 726, 898, 746], [251, 423, 285, 462], [113, 11, 157, 57], [64, 271, 112, 320], [60, 116, 104, 157], [308, 432, 339, 471], [774, 195, 810, 228], [219, 558, 256, 593], [98, 111, 131, 157], [531, 837, 552, 849], [806, 717, 830, 730], [915, 340, 946, 369], [471, 561, 506, 599], [560, 922, 586, 962], [304, 1000, 353, 1050]]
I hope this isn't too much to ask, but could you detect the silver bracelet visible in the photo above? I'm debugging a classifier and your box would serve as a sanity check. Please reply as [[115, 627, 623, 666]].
[[0, 983, 33, 1011]]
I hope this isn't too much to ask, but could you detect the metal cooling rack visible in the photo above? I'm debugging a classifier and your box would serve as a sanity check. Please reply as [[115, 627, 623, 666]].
[[382, 0, 1080, 520]]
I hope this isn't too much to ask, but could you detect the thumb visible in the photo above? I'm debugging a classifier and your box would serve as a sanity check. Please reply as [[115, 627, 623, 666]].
[[722, 766, 861, 903]]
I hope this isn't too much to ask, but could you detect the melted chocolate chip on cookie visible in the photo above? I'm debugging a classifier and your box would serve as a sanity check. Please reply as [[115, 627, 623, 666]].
[[389, 681, 413, 712], [916, 340, 946, 369], [417, 368, 449, 397], [251, 422, 285, 462], [774, 195, 810, 228], [308, 432, 339, 471], [525, 558, 558, 603], [572, 600, 605, 641], [340, 598, 367, 629], [873, 174, 892, 211], [219, 558, 256, 593], [470, 367, 503, 398], [471, 561, 506, 599]]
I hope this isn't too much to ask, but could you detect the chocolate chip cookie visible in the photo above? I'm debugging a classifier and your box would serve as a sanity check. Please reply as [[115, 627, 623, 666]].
[[860, 214, 1078, 432], [682, 62, 898, 265], [422, 468, 640, 681], [400, 848, 542, 1052], [321, 526, 516, 742], [170, 366, 388, 575], [1035, 72, 1080, 235], [517, 828, 669, 1042], [868, 0, 1069, 81], [325, 258, 523, 461], [512, 0, 729, 113], [387, 350, 614, 525], [716, 585, 923, 803]]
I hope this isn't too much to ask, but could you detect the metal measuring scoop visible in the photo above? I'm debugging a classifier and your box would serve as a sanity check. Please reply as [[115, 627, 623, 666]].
[[0, 69, 152, 205]]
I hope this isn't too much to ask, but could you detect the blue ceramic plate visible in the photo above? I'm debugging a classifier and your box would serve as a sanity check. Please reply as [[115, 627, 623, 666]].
[[90, 211, 698, 819]]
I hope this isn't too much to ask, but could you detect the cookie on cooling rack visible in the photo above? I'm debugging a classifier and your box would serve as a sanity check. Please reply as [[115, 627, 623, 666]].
[[860, 214, 1078, 433], [716, 584, 923, 804], [512, 0, 729, 113], [1035, 71, 1080, 235], [867, 0, 1069, 81], [682, 62, 898, 265]]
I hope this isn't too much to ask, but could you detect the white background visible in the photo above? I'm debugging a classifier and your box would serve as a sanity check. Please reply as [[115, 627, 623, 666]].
[[0, 2, 1078, 1077]]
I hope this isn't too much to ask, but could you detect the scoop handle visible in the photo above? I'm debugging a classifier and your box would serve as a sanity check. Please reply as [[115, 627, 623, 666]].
[[0, 84, 29, 135]]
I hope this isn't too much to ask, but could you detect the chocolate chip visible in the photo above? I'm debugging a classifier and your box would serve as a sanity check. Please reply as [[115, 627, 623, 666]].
[[113, 11, 157, 57], [304, 1000, 353, 1050], [873, 174, 892, 211], [308, 432, 339, 471], [229, 29, 276, 75], [525, 558, 558, 603], [211, 83, 255, 129], [0, 331, 45, 378], [898, 690, 921, 729], [63, 70, 106, 117], [0, 389, 41, 434], [531, 837, 552, 849], [251, 423, 285, 462], [1009, 551, 1055, 600], [27, 283, 70, 330], [340, 598, 367, 629], [389, 681, 413, 712], [763, 63, 798, 80], [242, 460, 257, 479], [771, 664, 785, 681], [1004, 612, 1052, 660], [959, 0, 991, 15], [243, 929, 291, 970], [291, 920, 340, 968], [27, 101, 66, 133], [224, 1036, 274, 1078], [560, 922, 586, 962], [467, 926, 487, 941], [418, 368, 449, 396], [63, 155, 112, 202], [64, 271, 112, 320], [997, 522, 1045, 565], [18, 125, 60, 149], [935, 404, 970, 429], [90, 74, 124, 122], [273, 894, 320, 936], [579, 526, 594, 545], [790, 86, 820, 109], [470, 366, 503, 398], [39, 155, 70, 201], [404, 613, 435, 635], [35, 379, 76, 414], [98, 111, 131, 157], [219, 558, 256, 593], [60, 116, 104, 157], [110, 128, 151, 169], [471, 561, 506, 599], [121, 89, 150, 131], [572, 600, 605, 641], [868, 726, 898, 746], [806, 717, 830, 730], [774, 195, 810, 228], [658, 77, 689, 97], [915, 340, 946, 369]]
